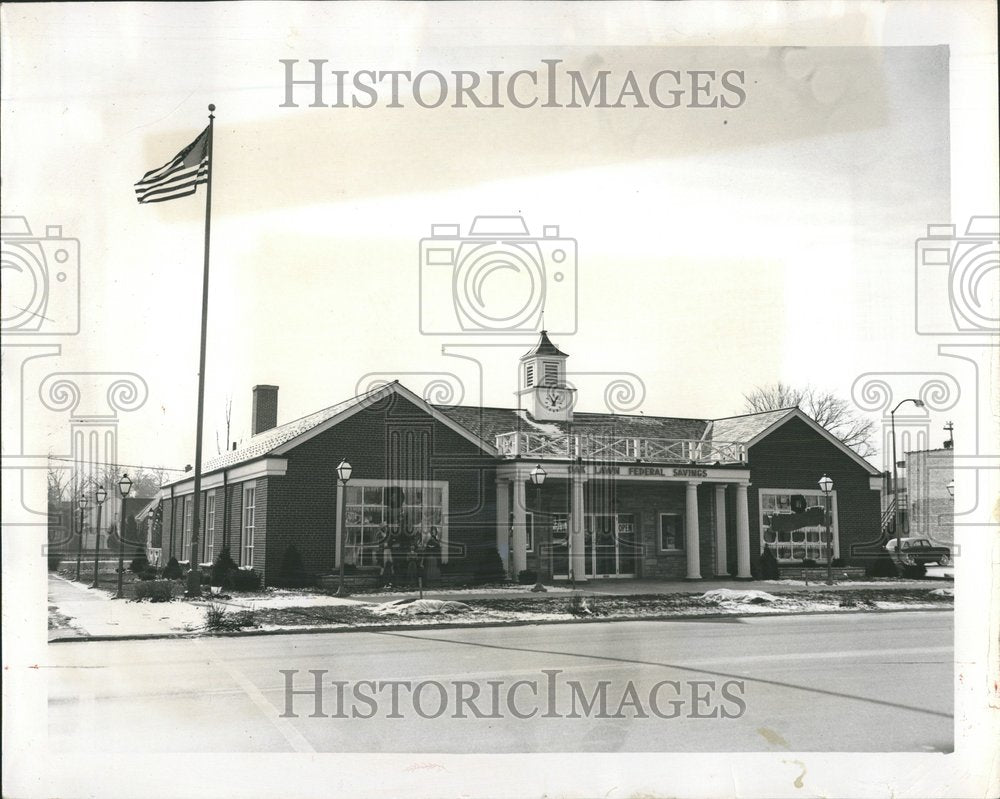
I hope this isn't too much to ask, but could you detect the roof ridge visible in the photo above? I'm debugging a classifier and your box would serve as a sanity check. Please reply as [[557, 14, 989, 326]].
[[243, 384, 384, 441], [709, 406, 799, 422]]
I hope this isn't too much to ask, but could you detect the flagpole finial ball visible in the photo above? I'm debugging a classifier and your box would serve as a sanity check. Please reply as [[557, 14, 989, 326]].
[[208, 104, 216, 112]]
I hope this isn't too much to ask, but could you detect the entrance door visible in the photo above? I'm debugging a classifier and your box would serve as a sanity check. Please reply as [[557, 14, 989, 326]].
[[584, 513, 638, 577]]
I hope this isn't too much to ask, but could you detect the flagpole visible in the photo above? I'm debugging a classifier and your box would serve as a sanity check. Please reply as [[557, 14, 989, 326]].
[[186, 104, 215, 596]]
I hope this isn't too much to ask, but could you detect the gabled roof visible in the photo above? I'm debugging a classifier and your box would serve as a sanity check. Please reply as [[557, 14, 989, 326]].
[[163, 382, 498, 488], [521, 330, 567, 359], [160, 385, 878, 486], [705, 407, 798, 444], [203, 390, 374, 472], [124, 496, 156, 518], [734, 407, 881, 476]]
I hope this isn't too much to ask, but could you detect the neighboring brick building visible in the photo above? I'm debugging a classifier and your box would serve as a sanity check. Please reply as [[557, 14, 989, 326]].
[[157, 331, 883, 585], [905, 446, 954, 546]]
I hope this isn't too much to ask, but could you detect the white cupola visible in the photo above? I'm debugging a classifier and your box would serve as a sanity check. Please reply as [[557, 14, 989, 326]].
[[517, 330, 576, 421]]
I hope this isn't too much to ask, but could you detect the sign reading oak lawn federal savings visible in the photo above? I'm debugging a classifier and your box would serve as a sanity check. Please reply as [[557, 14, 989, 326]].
[[559, 465, 741, 480]]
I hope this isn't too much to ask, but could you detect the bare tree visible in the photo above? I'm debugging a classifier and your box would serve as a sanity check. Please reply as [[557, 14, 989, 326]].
[[742, 382, 878, 457], [128, 467, 167, 498], [215, 395, 237, 455], [47, 463, 72, 507]]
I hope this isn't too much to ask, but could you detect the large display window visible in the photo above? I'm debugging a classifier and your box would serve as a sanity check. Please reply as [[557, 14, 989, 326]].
[[343, 480, 448, 567], [758, 489, 838, 563]]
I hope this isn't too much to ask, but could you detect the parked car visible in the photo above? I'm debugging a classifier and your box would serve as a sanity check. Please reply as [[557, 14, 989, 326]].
[[884, 537, 952, 566]]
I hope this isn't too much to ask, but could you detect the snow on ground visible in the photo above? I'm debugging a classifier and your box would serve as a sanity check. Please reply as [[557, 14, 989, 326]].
[[761, 579, 949, 588], [371, 599, 473, 616], [217, 591, 368, 609], [702, 588, 779, 603], [360, 585, 575, 597]]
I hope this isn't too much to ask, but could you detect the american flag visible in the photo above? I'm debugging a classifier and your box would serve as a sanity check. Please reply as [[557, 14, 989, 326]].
[[134, 127, 210, 204]]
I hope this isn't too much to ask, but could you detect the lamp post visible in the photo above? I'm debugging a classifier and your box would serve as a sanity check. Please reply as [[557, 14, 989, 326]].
[[529, 464, 547, 592], [91, 485, 107, 588], [74, 493, 89, 581], [891, 398, 925, 562], [115, 473, 133, 598], [336, 459, 352, 598], [818, 474, 834, 585]]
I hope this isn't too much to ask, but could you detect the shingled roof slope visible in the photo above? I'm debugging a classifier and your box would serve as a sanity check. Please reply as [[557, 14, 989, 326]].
[[522, 330, 568, 358], [193, 388, 383, 478], [432, 405, 709, 443], [706, 407, 797, 443]]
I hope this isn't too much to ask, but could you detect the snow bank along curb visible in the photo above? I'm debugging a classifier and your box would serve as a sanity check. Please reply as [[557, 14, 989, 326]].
[[48, 604, 953, 644]]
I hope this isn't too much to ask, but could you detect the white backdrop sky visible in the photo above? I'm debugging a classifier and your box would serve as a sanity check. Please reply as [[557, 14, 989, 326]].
[[0, 3, 980, 476]]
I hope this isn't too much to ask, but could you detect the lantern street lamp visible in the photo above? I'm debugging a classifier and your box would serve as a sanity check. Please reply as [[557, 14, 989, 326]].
[[115, 473, 133, 598], [91, 485, 108, 588], [891, 398, 925, 563], [529, 464, 547, 592], [946, 480, 955, 498], [818, 474, 834, 585], [74, 493, 90, 581], [336, 460, 353, 597]]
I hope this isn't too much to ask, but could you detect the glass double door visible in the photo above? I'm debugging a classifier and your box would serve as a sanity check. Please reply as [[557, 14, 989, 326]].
[[584, 513, 638, 577]]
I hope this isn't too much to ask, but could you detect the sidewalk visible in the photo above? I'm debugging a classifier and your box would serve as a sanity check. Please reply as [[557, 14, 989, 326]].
[[47, 574, 206, 639], [47, 573, 371, 640]]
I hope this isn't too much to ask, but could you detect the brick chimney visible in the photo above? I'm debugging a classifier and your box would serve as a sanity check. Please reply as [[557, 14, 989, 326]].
[[251, 385, 278, 435]]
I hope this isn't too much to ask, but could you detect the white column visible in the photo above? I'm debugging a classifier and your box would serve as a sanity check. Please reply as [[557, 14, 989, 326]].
[[496, 479, 510, 572], [512, 478, 527, 575], [735, 482, 752, 579], [570, 472, 587, 582], [685, 481, 701, 579], [714, 484, 729, 577]]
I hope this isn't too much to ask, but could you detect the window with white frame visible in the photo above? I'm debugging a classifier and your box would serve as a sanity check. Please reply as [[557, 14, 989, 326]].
[[344, 481, 447, 567], [242, 485, 256, 567], [659, 513, 684, 551], [524, 363, 534, 387], [542, 361, 559, 385], [758, 489, 837, 563], [183, 497, 193, 559], [204, 491, 216, 563]]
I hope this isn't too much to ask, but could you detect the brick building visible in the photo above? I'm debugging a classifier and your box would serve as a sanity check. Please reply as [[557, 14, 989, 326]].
[[157, 331, 883, 585], [904, 446, 954, 546]]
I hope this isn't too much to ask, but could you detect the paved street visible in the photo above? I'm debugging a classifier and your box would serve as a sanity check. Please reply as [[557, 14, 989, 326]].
[[47, 610, 952, 753]]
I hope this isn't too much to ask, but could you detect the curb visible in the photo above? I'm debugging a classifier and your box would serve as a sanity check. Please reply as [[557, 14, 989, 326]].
[[47, 604, 954, 644]]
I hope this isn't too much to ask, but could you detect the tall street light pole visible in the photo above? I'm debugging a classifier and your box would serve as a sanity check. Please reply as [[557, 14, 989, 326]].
[[74, 493, 89, 582], [529, 464, 547, 592], [819, 474, 834, 586], [115, 473, 133, 599], [91, 485, 107, 588], [891, 398, 925, 564], [336, 459, 353, 598]]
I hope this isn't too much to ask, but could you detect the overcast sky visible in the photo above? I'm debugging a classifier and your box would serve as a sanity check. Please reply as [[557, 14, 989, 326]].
[[1, 3, 988, 480]]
